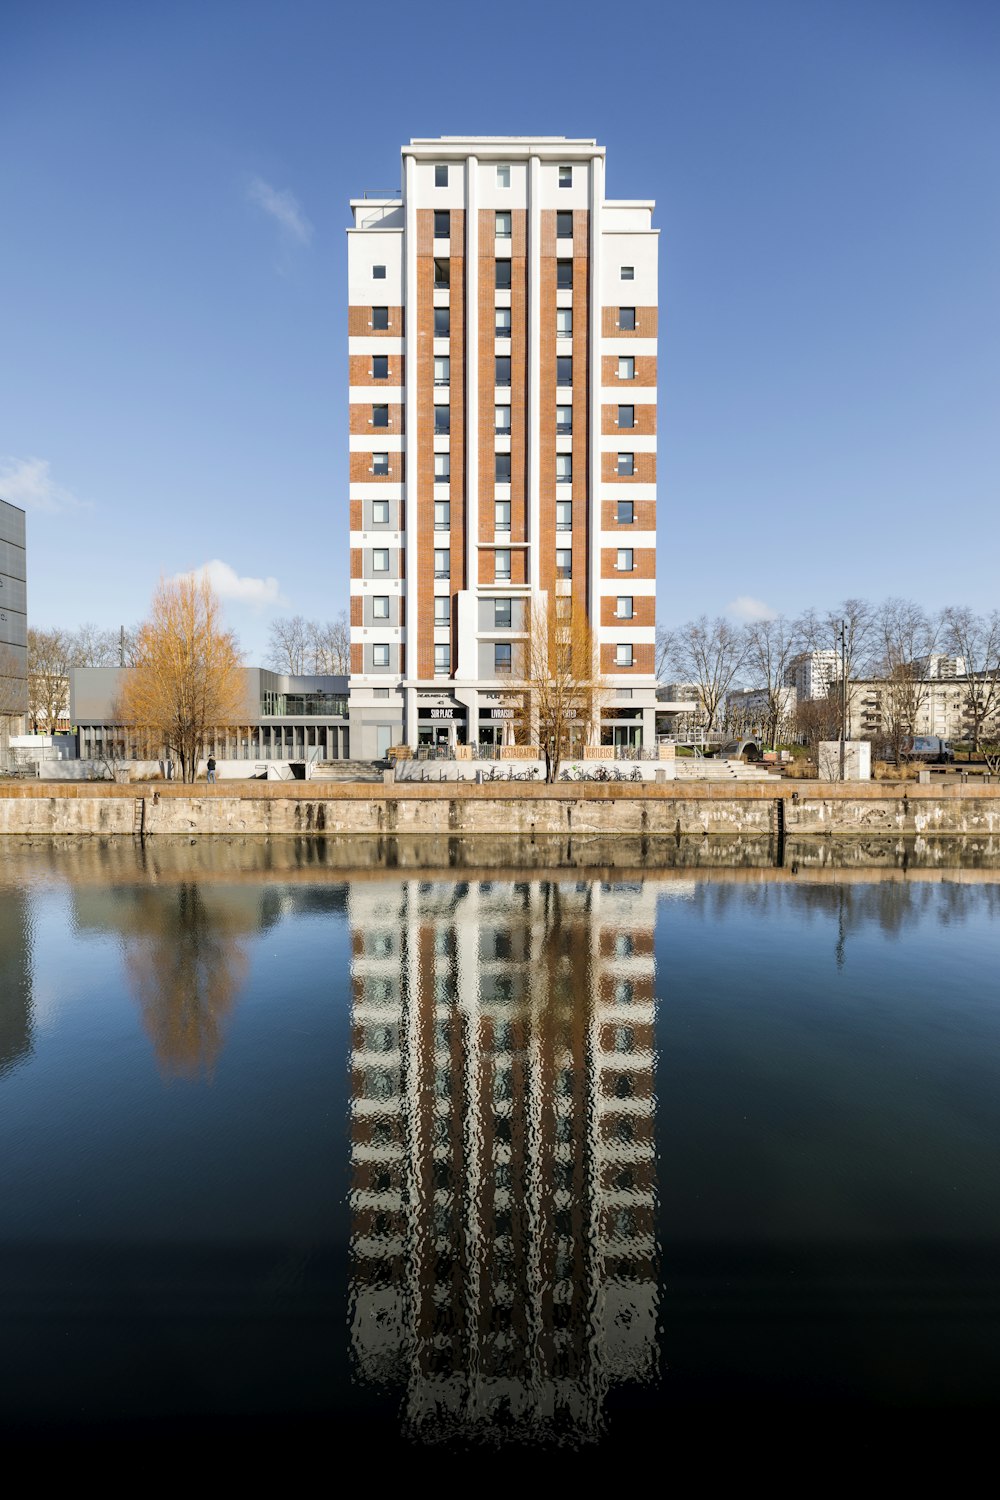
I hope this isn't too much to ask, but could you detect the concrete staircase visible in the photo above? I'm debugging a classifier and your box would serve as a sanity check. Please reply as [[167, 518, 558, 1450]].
[[308, 759, 383, 784], [671, 756, 775, 783]]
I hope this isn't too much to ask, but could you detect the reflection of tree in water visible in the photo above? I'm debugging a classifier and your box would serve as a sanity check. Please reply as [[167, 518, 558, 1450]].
[[123, 884, 250, 1078]]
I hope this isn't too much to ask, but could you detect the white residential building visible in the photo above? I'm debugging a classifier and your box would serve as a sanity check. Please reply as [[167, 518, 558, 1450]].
[[783, 650, 841, 700], [347, 137, 659, 758]]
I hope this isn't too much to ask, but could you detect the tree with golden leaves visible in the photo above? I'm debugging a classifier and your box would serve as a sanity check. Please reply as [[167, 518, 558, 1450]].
[[119, 574, 246, 783], [520, 594, 609, 783]]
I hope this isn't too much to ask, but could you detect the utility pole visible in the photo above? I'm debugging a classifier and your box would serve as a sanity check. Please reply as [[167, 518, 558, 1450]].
[[838, 619, 847, 781]]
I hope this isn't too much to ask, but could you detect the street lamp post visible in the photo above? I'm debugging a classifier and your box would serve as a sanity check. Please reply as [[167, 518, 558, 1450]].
[[837, 619, 847, 781]]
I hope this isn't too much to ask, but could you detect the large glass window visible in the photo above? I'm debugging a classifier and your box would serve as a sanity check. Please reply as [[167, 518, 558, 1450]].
[[495, 404, 511, 434], [495, 453, 511, 483], [558, 164, 572, 187], [556, 355, 572, 386], [434, 307, 450, 337], [372, 549, 390, 572], [494, 643, 512, 675], [494, 599, 512, 628], [434, 644, 450, 674], [556, 454, 572, 483], [556, 307, 572, 336], [496, 211, 512, 238], [495, 306, 511, 336], [433, 257, 449, 288], [373, 644, 390, 667], [556, 260, 573, 290], [495, 259, 512, 290], [434, 549, 450, 578], [434, 209, 450, 238], [616, 596, 634, 619], [372, 306, 389, 330], [372, 354, 389, 379], [372, 499, 390, 525], [616, 548, 634, 572], [434, 500, 450, 529], [434, 406, 450, 435], [618, 404, 635, 429], [434, 453, 450, 481], [556, 549, 572, 579], [495, 356, 511, 387], [556, 500, 572, 531], [618, 307, 636, 331], [434, 355, 450, 386], [372, 452, 389, 476], [373, 595, 390, 619], [495, 549, 511, 580], [434, 597, 450, 626], [556, 404, 572, 434], [617, 500, 634, 524], [616, 644, 634, 668], [619, 356, 635, 380], [617, 453, 634, 476], [372, 403, 389, 428], [556, 211, 573, 238], [434, 164, 448, 187], [494, 501, 511, 532], [496, 164, 510, 188]]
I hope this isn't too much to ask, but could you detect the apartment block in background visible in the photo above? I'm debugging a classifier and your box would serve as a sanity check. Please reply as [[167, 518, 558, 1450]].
[[347, 137, 658, 758]]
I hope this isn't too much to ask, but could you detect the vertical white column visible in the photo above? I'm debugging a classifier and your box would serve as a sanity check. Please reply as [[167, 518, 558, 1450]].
[[588, 152, 604, 626], [527, 153, 542, 595], [404, 152, 419, 742], [465, 155, 478, 609]]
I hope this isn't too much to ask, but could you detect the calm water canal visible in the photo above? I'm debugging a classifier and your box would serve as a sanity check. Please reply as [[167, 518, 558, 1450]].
[[1, 836, 998, 1462]]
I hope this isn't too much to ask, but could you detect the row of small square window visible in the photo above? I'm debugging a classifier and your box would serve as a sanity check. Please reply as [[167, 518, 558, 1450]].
[[433, 163, 575, 189], [370, 394, 638, 432], [424, 643, 637, 674], [367, 595, 638, 627], [364, 499, 639, 529], [425, 258, 633, 288], [365, 548, 638, 576]]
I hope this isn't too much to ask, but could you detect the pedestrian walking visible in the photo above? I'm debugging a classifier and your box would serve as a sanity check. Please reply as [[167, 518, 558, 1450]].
[[207, 755, 216, 784]]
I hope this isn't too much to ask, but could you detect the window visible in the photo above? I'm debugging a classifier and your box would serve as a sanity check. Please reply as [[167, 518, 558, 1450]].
[[495, 259, 511, 289], [494, 500, 511, 532], [373, 595, 390, 620], [372, 452, 389, 476], [372, 306, 389, 330], [556, 500, 572, 530], [556, 355, 572, 386], [434, 164, 448, 187], [495, 404, 511, 434], [616, 596, 634, 619], [617, 548, 634, 572], [434, 355, 450, 386], [554, 307, 573, 338], [373, 264, 386, 279], [494, 599, 511, 628], [496, 355, 511, 386], [434, 500, 450, 529], [495, 211, 511, 238], [494, 643, 512, 675], [617, 453, 634, 476], [559, 164, 572, 187], [621, 265, 634, 280], [556, 549, 572, 579], [372, 499, 390, 525], [372, 354, 389, 379], [434, 307, 450, 336], [555, 596, 571, 620], [556, 404, 572, 434], [496, 163, 510, 188], [434, 644, 450, 674], [372, 549, 390, 572], [373, 644, 390, 667], [617, 500, 634, 525], [434, 453, 450, 480], [495, 306, 511, 336], [434, 210, 450, 238], [372, 403, 389, 428], [495, 453, 511, 483], [434, 549, 450, 578], [556, 210, 573, 239], [433, 257, 449, 288], [556, 454, 572, 483], [618, 404, 635, 429], [434, 406, 450, 435], [434, 596, 450, 625], [495, 549, 511, 580], [372, 688, 390, 700], [616, 644, 634, 668], [618, 306, 636, 330], [619, 356, 635, 380], [556, 260, 573, 290]]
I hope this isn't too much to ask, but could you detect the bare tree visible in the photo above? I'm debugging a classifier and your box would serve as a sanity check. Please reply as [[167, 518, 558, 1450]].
[[70, 623, 121, 668], [798, 597, 877, 682], [520, 596, 608, 783], [655, 624, 673, 683], [265, 615, 310, 675], [873, 599, 941, 765], [119, 576, 247, 783], [742, 615, 801, 749], [27, 627, 74, 732], [308, 612, 350, 675], [941, 606, 1000, 759], [664, 616, 747, 732]]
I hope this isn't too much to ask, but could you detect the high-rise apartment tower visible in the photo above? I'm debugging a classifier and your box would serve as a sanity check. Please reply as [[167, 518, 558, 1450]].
[[347, 137, 658, 757]]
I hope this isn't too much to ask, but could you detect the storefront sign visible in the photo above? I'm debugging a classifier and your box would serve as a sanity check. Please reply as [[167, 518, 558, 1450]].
[[488, 708, 516, 720]]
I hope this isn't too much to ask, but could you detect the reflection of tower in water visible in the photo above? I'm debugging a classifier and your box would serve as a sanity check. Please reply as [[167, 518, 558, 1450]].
[[348, 878, 658, 1447]]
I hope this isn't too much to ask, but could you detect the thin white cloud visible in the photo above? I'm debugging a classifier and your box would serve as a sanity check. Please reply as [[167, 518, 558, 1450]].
[[174, 559, 287, 608], [727, 594, 778, 622], [246, 175, 313, 246], [0, 455, 84, 513]]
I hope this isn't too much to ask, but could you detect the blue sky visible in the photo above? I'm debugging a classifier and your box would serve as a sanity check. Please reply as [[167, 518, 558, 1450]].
[[2, 0, 997, 659]]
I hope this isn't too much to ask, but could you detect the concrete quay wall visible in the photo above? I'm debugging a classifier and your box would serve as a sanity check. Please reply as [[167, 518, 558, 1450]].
[[2, 781, 1000, 838]]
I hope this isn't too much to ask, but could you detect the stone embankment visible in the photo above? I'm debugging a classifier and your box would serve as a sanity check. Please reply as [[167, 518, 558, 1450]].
[[2, 780, 1000, 837]]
